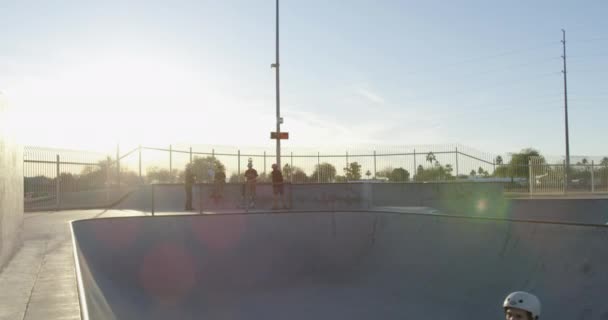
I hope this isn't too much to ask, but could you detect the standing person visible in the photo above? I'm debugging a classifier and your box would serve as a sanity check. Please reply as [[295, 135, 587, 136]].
[[271, 163, 287, 209], [244, 158, 258, 208], [212, 169, 226, 205], [503, 291, 541, 320], [184, 166, 196, 211]]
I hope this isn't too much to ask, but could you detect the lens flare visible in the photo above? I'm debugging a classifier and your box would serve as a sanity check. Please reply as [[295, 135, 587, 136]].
[[139, 243, 197, 306]]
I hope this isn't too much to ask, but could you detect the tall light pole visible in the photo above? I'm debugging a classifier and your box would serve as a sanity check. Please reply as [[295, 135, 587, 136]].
[[272, 0, 282, 168], [562, 29, 570, 191]]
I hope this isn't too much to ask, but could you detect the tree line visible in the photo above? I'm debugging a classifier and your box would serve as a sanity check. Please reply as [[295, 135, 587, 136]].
[[25, 149, 608, 195]]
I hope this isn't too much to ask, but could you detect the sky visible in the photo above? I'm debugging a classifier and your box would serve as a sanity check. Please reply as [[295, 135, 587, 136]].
[[1, 0, 607, 157]]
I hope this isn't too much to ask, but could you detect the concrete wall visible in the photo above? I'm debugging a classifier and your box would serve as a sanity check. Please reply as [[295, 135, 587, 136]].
[[0, 93, 23, 269], [116, 182, 504, 215], [371, 182, 505, 215], [72, 211, 608, 319]]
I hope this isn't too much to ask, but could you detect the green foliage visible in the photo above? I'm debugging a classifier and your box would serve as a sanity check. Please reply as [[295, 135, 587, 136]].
[[493, 148, 544, 179], [509, 148, 544, 178], [283, 164, 308, 183], [229, 173, 240, 183], [310, 162, 337, 183], [495, 156, 503, 165], [477, 167, 489, 177], [186, 156, 226, 183], [388, 167, 410, 182], [292, 168, 309, 183], [147, 167, 180, 183], [344, 162, 362, 180], [335, 175, 347, 183], [494, 166, 509, 177], [426, 152, 436, 164], [415, 165, 453, 181], [377, 167, 393, 179]]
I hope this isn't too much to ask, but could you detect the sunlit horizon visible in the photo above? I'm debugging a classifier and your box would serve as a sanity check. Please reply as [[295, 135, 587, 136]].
[[2, 1, 607, 156]]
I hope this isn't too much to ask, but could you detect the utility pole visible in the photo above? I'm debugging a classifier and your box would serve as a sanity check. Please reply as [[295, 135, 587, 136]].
[[562, 29, 570, 192], [271, 0, 282, 168]]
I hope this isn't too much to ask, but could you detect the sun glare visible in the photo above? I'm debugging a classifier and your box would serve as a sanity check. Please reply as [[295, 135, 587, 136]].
[[15, 53, 220, 151]]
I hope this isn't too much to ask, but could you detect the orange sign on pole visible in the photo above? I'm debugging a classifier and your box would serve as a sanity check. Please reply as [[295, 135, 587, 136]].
[[270, 132, 289, 140]]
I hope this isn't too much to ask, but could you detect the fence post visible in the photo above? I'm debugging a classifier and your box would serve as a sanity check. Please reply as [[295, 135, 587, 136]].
[[346, 151, 349, 182], [151, 184, 155, 216], [413, 149, 416, 180], [56, 154, 61, 210], [317, 152, 321, 183], [199, 183, 203, 214], [138, 145, 142, 182], [591, 160, 595, 193], [455, 147, 459, 178], [106, 156, 111, 205], [190, 146, 193, 164], [169, 144, 173, 181], [116, 144, 120, 189], [212, 148, 215, 158], [264, 151, 267, 177], [528, 159, 533, 194], [563, 160, 567, 194], [290, 152, 293, 183], [373, 150, 377, 179], [237, 150, 241, 183]]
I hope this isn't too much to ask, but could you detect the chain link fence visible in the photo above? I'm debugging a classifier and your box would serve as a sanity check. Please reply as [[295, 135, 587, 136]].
[[24, 146, 134, 211], [23, 144, 608, 211], [117, 144, 497, 184]]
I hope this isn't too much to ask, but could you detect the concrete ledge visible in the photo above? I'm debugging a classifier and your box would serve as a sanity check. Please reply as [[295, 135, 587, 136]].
[[0, 93, 24, 270]]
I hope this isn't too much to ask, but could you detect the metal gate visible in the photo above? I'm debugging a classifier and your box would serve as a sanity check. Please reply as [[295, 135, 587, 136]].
[[529, 156, 565, 194]]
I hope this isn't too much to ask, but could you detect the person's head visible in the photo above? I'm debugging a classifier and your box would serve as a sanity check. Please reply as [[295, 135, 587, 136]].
[[503, 291, 541, 320], [247, 158, 253, 169], [272, 163, 278, 171]]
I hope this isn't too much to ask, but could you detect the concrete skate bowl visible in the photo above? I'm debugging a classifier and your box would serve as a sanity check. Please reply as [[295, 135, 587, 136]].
[[506, 198, 608, 225], [71, 211, 608, 320]]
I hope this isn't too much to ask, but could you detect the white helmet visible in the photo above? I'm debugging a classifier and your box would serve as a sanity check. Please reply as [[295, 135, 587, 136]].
[[503, 291, 541, 319]]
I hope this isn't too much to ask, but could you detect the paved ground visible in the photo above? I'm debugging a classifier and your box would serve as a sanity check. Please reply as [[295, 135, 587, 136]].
[[5, 207, 608, 320], [0, 210, 148, 320]]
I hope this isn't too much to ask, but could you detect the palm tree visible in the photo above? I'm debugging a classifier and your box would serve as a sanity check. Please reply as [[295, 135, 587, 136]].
[[426, 152, 436, 165], [495, 156, 503, 166]]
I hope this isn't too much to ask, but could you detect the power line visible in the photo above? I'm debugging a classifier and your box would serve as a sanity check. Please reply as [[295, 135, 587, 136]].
[[568, 36, 608, 44], [568, 52, 608, 59], [397, 41, 561, 77], [400, 71, 561, 104], [454, 57, 561, 79]]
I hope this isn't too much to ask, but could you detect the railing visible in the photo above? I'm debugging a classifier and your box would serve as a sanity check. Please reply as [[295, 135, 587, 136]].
[[118, 144, 497, 185], [23, 144, 608, 211], [24, 146, 130, 211], [528, 160, 608, 194]]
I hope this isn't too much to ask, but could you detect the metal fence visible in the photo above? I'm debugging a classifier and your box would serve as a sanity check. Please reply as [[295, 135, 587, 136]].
[[116, 144, 498, 185], [529, 160, 608, 194], [24, 146, 130, 211], [23, 144, 608, 211]]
